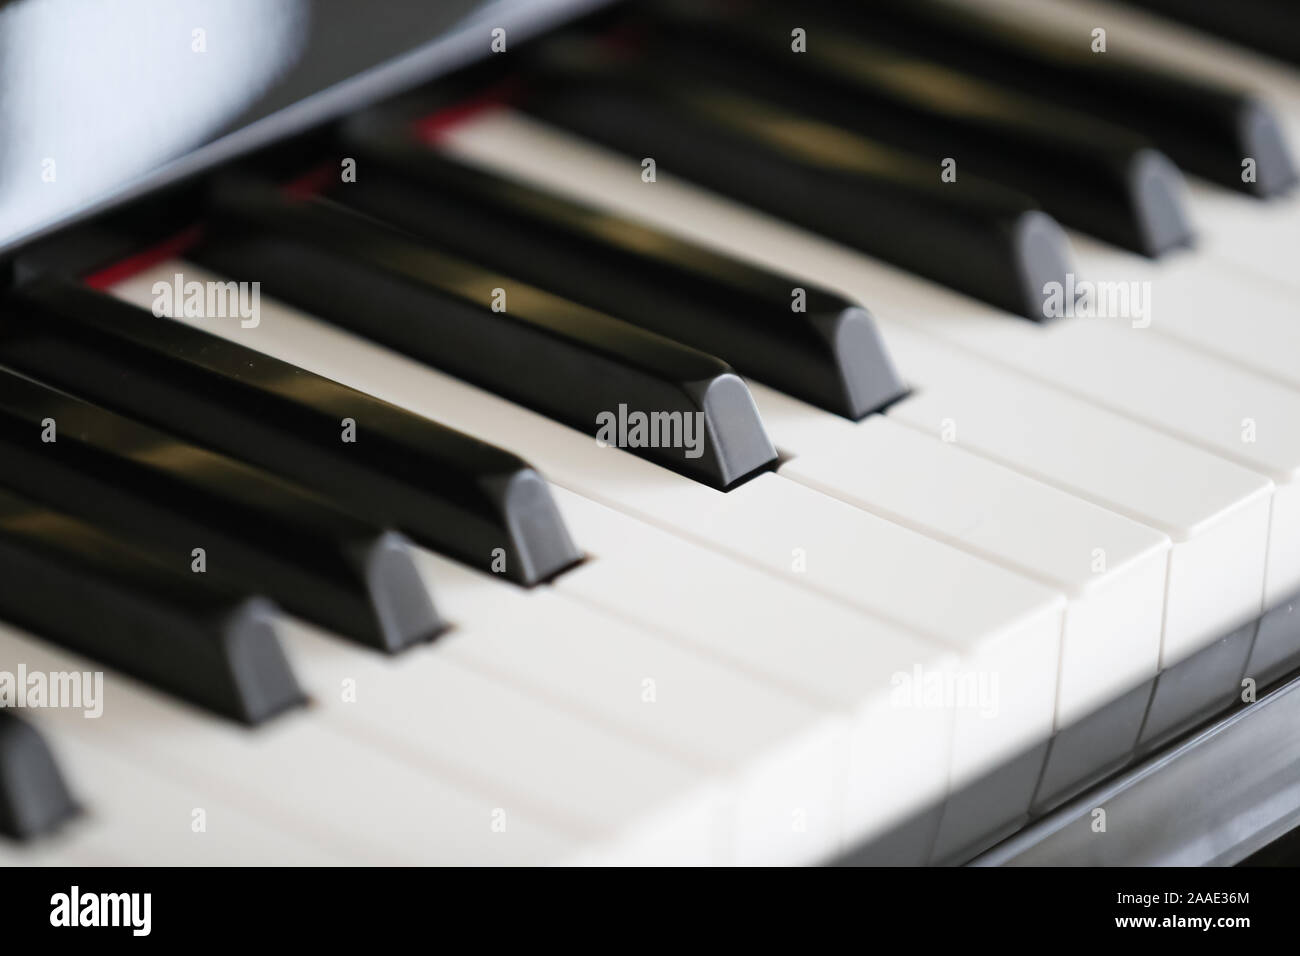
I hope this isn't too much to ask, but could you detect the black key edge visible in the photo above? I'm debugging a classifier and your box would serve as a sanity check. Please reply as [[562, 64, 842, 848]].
[[1240, 99, 1300, 198], [683, 372, 779, 490], [218, 597, 309, 725], [354, 530, 449, 651], [4, 276, 584, 589], [808, 306, 910, 419], [479, 469, 585, 582], [1013, 211, 1074, 323]]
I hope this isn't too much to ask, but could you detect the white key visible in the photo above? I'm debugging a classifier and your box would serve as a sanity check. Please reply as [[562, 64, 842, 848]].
[[929, 317, 1300, 612], [111, 265, 1065, 798], [428, 111, 1300, 620], [754, 382, 1170, 726], [272, 617, 726, 866], [881, 323, 1274, 668], [0, 624, 587, 865], [1070, 233, 1300, 390], [545, 485, 957, 851], [399, 552, 845, 866], [1186, 185, 1300, 294], [5, 720, 349, 865], [0, 820, 113, 866]]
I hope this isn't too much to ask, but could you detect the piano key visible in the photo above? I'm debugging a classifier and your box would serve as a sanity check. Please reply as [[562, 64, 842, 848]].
[[779, 0, 1297, 197], [979, 0, 1300, 318], [755, 384, 1171, 729], [335, 120, 906, 419], [1114, 0, 1300, 66], [967, 0, 1300, 139], [439, 111, 1297, 630], [1070, 232, 1300, 390], [271, 620, 729, 866], [512, 46, 1074, 319], [755, 378, 1251, 790], [0, 717, 349, 864], [879, 324, 1274, 669], [0, 486, 305, 724], [544, 485, 956, 860], [882, 334, 1284, 756], [1136, 619, 1258, 752], [399, 553, 846, 865], [0, 710, 78, 840], [109, 263, 1067, 820], [1186, 183, 1300, 294], [0, 276, 581, 587], [893, 316, 1300, 608], [194, 181, 777, 490], [0, 361, 440, 654], [637, 1, 1194, 255], [0, 625, 590, 865]]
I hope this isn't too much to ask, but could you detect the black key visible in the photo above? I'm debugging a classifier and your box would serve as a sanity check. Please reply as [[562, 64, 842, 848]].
[[338, 117, 907, 419], [1120, 0, 1300, 68], [785, 0, 1297, 197], [637, 3, 1192, 257], [0, 711, 78, 840], [0, 276, 581, 585], [0, 485, 304, 724], [0, 364, 440, 654], [194, 180, 778, 488], [514, 37, 1073, 320]]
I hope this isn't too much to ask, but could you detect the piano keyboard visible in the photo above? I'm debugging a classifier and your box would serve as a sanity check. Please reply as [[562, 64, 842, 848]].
[[2, 0, 1299, 866]]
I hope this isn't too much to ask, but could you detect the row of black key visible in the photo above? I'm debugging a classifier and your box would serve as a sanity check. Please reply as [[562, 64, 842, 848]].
[[1, 0, 1295, 839], [634, 0, 1193, 257]]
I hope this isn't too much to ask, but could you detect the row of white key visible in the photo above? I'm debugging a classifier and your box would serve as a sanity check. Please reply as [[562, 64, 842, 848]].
[[0, 497, 957, 865], [113, 264, 1066, 826]]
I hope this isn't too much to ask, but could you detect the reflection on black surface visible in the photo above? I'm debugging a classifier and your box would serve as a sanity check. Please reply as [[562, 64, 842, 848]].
[[0, 0, 307, 241], [0, 0, 503, 248]]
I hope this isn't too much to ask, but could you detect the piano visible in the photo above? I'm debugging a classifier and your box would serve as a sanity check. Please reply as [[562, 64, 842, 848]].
[[1, 0, 1299, 868]]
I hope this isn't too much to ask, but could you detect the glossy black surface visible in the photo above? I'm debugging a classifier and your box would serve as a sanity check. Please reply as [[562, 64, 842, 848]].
[[0, 485, 304, 724], [1120, 0, 1300, 67], [641, 3, 1194, 256], [517, 38, 1075, 320], [0, 357, 441, 653], [776, 0, 1297, 197], [339, 117, 907, 419], [0, 711, 78, 841], [197, 182, 778, 488], [0, 277, 580, 586]]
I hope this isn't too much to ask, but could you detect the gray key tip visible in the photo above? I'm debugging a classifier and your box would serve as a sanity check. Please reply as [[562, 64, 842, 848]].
[[688, 372, 779, 489], [1128, 148, 1195, 257], [219, 598, 308, 725], [359, 530, 448, 652], [1238, 99, 1299, 198], [812, 306, 909, 420], [484, 467, 584, 585], [1012, 210, 1075, 323], [0, 712, 79, 840]]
